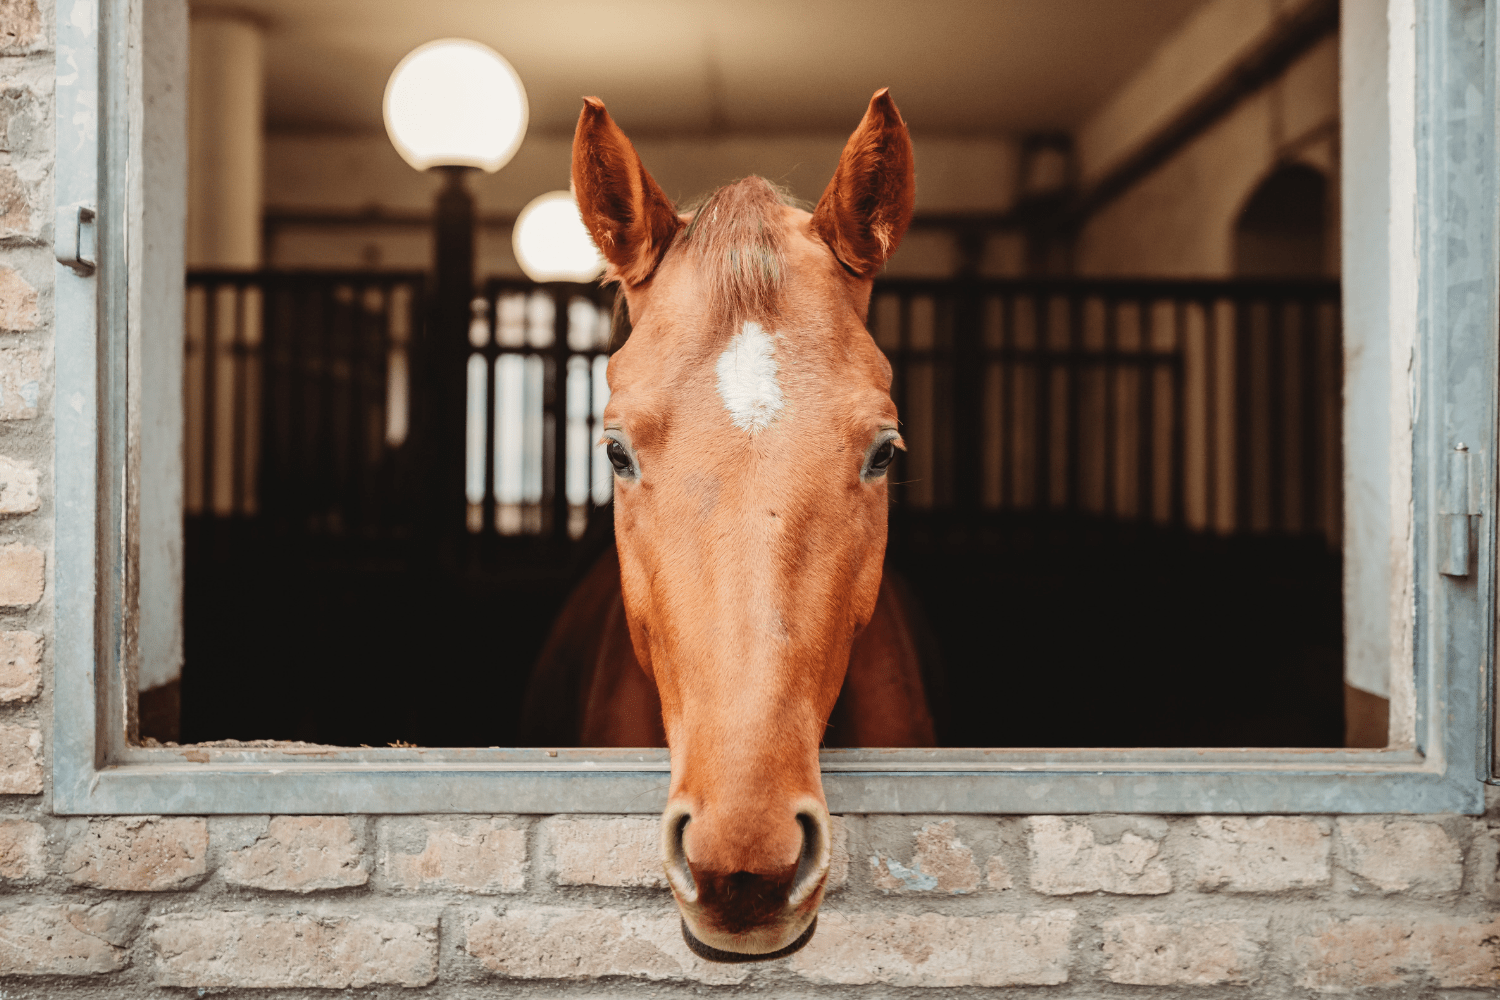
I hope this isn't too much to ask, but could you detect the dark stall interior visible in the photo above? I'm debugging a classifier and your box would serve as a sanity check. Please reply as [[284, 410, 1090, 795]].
[[162, 0, 1351, 750]]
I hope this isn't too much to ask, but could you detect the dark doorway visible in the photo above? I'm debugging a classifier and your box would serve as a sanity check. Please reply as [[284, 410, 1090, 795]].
[[1234, 164, 1330, 278]]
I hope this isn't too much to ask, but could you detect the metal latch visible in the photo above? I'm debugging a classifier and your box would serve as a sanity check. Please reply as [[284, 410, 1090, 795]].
[[1440, 442, 1480, 577], [55, 202, 96, 275]]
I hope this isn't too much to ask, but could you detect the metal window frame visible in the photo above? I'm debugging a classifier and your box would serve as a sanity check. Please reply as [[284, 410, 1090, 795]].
[[52, 0, 1493, 816]]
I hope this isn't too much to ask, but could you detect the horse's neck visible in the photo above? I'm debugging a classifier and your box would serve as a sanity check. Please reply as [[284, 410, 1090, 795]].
[[824, 577, 937, 748], [580, 583, 667, 746]]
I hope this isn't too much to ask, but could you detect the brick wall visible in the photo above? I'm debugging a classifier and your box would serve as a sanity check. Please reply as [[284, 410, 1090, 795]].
[[1, 2, 1496, 996], [0, 811, 1493, 995]]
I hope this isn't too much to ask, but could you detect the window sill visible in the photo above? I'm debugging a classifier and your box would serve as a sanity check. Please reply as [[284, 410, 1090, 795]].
[[53, 745, 1482, 816]]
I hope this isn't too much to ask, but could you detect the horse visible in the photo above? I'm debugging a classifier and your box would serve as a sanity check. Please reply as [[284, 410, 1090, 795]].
[[528, 89, 930, 962]]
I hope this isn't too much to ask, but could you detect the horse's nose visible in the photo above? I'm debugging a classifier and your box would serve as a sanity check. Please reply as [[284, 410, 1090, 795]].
[[661, 799, 831, 956]]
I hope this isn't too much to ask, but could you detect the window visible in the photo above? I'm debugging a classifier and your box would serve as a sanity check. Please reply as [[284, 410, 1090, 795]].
[[54, 0, 1491, 815]]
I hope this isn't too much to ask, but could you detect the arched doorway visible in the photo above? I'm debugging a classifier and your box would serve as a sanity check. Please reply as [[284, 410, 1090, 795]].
[[1233, 163, 1329, 277]]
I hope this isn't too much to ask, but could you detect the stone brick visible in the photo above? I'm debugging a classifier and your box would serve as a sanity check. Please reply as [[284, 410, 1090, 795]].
[[0, 629, 40, 701], [0, 348, 38, 419], [1027, 816, 1171, 895], [1102, 914, 1268, 985], [545, 815, 661, 887], [986, 853, 1014, 889], [791, 910, 1077, 987], [0, 268, 36, 332], [63, 816, 208, 891], [827, 815, 848, 889], [0, 87, 43, 155], [464, 906, 746, 985], [1291, 915, 1500, 991], [0, 542, 42, 606], [223, 816, 367, 893], [0, 166, 29, 238], [0, 721, 40, 794], [0, 904, 134, 975], [0, 817, 43, 879], [150, 912, 438, 988], [1193, 816, 1330, 892], [1337, 818, 1462, 894], [0, 456, 37, 515], [0, 1, 41, 52], [871, 819, 980, 893], [383, 817, 525, 894]]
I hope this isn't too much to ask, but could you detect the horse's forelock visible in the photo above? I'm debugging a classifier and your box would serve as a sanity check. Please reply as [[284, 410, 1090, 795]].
[[678, 177, 800, 323]]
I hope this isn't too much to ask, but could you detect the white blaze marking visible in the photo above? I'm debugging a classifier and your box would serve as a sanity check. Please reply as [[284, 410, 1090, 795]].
[[715, 321, 784, 433]]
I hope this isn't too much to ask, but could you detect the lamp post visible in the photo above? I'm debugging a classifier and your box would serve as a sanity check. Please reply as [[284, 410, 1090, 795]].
[[384, 39, 528, 541]]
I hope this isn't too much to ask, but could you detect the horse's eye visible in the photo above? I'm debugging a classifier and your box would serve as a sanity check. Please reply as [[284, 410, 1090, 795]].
[[607, 439, 634, 475], [867, 440, 897, 475]]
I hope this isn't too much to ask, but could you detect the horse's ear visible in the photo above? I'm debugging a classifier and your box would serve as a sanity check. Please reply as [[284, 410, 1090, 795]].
[[811, 88, 916, 277], [572, 97, 682, 287]]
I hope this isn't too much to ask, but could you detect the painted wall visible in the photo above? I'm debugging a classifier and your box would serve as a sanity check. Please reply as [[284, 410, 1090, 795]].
[[1074, 33, 1339, 277]]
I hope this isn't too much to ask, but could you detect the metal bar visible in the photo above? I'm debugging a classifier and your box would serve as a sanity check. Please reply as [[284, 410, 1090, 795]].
[[999, 295, 1014, 509], [930, 295, 952, 510], [1300, 297, 1320, 536], [1137, 299, 1155, 522], [346, 280, 369, 534], [229, 287, 247, 516], [481, 292, 497, 536], [1170, 301, 1187, 529], [902, 346, 1182, 364], [1102, 297, 1117, 517], [873, 275, 1342, 301], [552, 287, 572, 543], [56, 754, 1483, 817], [1064, 293, 1082, 512], [996, 290, 1008, 509], [1035, 293, 1052, 510], [1234, 298, 1253, 533], [1267, 296, 1286, 532], [316, 282, 337, 532], [1204, 298, 1219, 533], [257, 283, 282, 525], [201, 282, 218, 518], [294, 281, 318, 529], [952, 285, 983, 514]]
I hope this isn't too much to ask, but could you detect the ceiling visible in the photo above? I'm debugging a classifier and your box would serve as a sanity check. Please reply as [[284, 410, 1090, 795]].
[[192, 0, 1207, 137]]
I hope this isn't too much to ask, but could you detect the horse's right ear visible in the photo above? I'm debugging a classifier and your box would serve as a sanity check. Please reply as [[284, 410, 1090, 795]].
[[572, 97, 682, 287]]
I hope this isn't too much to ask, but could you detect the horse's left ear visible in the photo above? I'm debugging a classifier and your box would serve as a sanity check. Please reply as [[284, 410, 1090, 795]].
[[811, 88, 916, 277], [572, 97, 683, 287]]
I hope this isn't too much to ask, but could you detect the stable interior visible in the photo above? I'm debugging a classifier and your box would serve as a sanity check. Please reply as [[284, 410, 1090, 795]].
[[153, 0, 1366, 750]]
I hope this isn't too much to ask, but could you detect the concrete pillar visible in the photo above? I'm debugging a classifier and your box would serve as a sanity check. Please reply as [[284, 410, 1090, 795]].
[[135, 0, 190, 741], [1339, 0, 1393, 747], [187, 13, 263, 268]]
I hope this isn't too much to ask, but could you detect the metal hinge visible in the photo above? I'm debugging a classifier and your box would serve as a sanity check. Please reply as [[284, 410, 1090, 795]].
[[54, 202, 97, 275], [1440, 442, 1481, 577]]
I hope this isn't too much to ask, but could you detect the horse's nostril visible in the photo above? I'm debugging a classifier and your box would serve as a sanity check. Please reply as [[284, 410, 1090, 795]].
[[662, 809, 698, 901], [788, 810, 831, 907]]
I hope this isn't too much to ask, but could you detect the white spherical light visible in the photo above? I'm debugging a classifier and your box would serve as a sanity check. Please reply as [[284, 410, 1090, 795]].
[[514, 191, 605, 283], [383, 39, 528, 172]]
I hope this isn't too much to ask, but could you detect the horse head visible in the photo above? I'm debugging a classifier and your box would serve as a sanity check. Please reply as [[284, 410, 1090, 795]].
[[572, 90, 915, 961]]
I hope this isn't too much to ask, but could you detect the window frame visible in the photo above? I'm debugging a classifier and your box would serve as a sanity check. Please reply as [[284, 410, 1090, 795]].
[[52, 0, 1493, 816]]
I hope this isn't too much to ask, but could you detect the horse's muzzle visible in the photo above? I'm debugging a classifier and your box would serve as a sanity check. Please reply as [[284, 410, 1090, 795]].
[[682, 916, 817, 963]]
